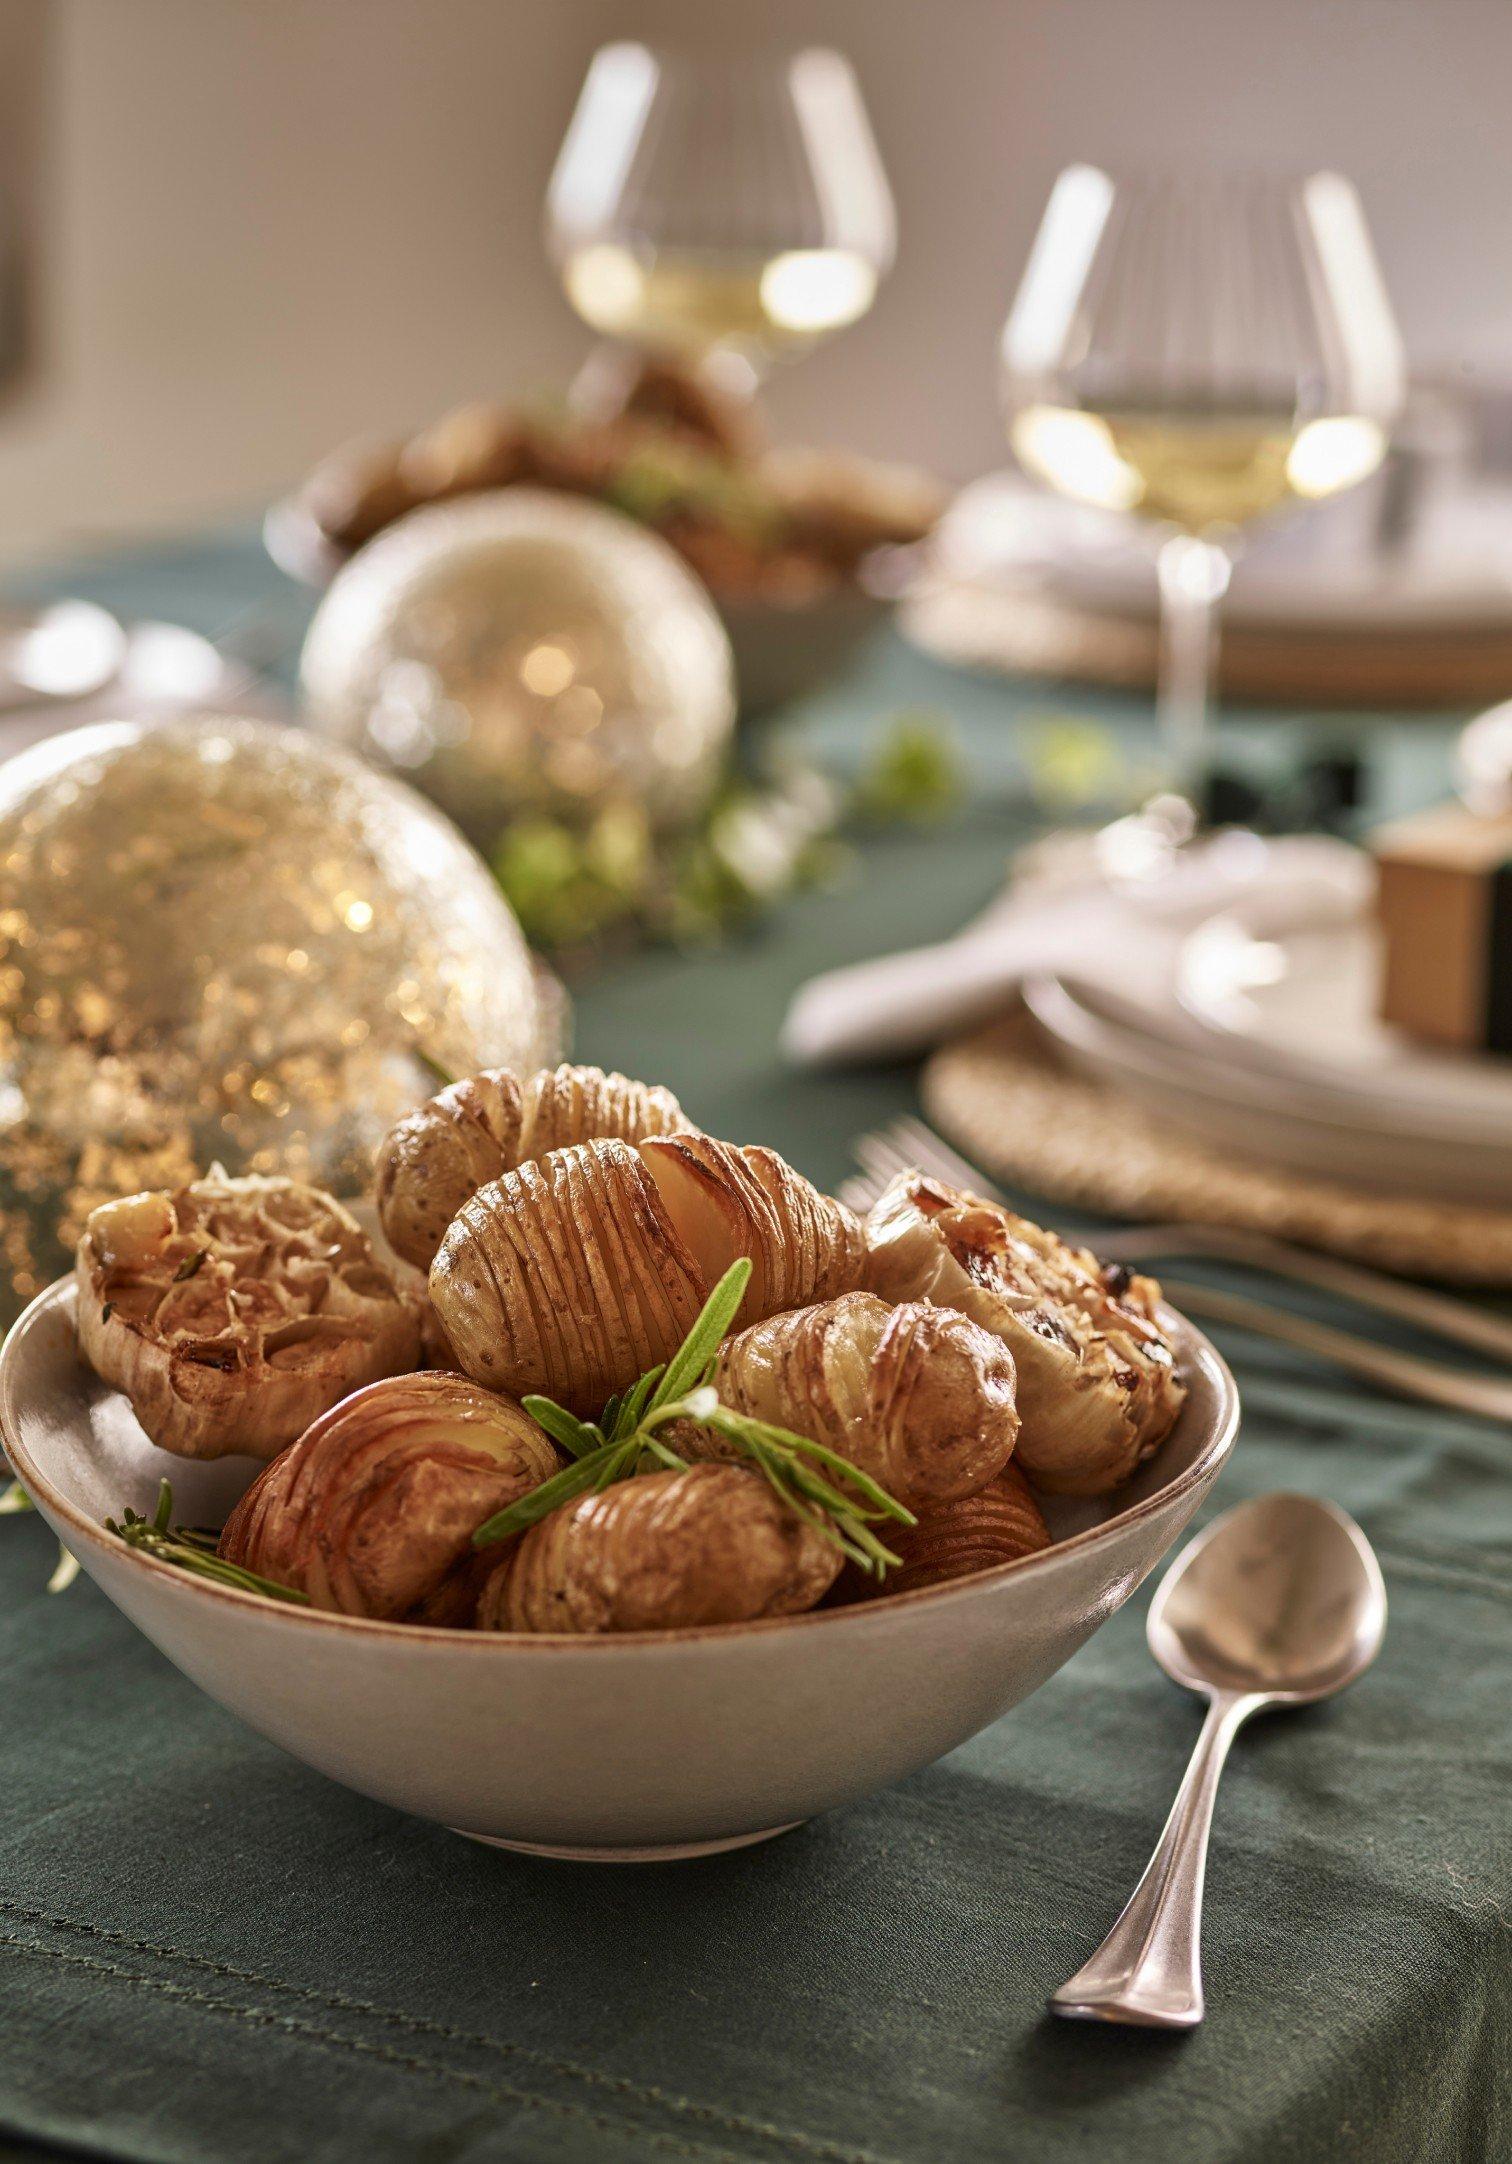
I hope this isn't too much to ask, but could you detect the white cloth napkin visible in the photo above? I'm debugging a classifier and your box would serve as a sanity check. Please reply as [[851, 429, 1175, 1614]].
[[782, 828, 1365, 1068]]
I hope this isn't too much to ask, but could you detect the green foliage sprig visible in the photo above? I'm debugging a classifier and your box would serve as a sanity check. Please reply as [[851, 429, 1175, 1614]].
[[107, 1481, 310, 1605], [473, 1260, 915, 1576]]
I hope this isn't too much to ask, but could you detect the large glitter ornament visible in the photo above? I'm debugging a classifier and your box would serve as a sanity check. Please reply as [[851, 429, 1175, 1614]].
[[0, 715, 545, 1317], [299, 489, 735, 849]]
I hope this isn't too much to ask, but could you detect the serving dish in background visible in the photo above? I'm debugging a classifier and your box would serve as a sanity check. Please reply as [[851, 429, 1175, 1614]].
[[1, 1277, 1237, 1862]]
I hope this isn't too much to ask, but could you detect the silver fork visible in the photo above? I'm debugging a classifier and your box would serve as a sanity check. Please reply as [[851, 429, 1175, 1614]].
[[842, 1117, 1512, 1422]]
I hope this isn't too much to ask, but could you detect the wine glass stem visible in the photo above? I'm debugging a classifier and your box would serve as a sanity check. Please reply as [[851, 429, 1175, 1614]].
[[1155, 533, 1233, 803]]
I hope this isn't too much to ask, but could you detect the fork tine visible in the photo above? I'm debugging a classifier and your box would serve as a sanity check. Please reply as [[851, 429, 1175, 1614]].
[[838, 1174, 883, 1213], [885, 1117, 1006, 1198]]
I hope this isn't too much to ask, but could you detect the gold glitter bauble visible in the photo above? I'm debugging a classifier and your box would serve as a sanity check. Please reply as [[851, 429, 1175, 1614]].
[[0, 714, 545, 1317], [299, 488, 735, 847]]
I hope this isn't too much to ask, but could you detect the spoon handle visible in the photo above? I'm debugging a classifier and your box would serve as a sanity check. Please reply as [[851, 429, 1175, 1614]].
[[1049, 1689, 1267, 2029]]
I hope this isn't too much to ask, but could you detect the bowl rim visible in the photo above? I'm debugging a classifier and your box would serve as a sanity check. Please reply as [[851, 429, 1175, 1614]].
[[1, 1275, 1239, 1653]]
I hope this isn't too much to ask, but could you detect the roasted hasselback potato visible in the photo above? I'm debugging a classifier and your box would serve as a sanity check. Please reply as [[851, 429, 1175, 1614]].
[[431, 1133, 863, 1413], [675, 1292, 1019, 1513], [76, 1173, 421, 1461], [475, 1462, 840, 1633], [376, 1062, 692, 1270], [218, 1371, 560, 1618], [863, 1173, 1185, 1496], [837, 1462, 1052, 1601]]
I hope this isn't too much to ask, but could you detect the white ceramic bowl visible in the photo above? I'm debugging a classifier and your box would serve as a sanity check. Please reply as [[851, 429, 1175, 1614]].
[[1, 1279, 1238, 1862]]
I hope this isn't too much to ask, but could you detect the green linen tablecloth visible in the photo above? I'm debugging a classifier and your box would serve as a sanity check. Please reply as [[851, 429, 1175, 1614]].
[[0, 535, 1507, 2164]]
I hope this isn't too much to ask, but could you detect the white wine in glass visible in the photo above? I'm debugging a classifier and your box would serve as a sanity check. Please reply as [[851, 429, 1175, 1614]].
[[547, 44, 894, 388], [1001, 168, 1405, 808]]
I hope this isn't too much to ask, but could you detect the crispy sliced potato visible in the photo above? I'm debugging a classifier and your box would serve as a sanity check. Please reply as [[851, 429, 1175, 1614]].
[[836, 1462, 1053, 1603], [430, 1134, 863, 1414], [219, 1370, 559, 1618], [376, 1063, 691, 1270], [676, 1292, 1019, 1512], [476, 1463, 840, 1633]]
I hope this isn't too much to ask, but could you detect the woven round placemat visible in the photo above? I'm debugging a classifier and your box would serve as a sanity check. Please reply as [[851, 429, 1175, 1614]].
[[902, 579, 1512, 709], [922, 1012, 1512, 1284]]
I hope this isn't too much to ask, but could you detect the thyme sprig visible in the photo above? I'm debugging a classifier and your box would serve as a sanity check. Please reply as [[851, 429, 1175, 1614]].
[[107, 1480, 310, 1605], [472, 1261, 916, 1576]]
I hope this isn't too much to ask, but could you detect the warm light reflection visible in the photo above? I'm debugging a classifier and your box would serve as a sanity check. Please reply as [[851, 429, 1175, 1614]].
[[1010, 404, 1141, 512], [519, 641, 576, 696], [1286, 415, 1387, 499], [759, 249, 877, 334]]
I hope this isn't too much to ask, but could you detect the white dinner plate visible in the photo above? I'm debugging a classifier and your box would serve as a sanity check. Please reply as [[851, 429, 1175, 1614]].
[[930, 472, 1512, 633], [1175, 898, 1512, 1138], [1025, 974, 1512, 1206]]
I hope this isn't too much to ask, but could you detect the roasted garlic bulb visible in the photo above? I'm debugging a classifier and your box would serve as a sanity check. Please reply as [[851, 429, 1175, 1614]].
[[76, 1173, 421, 1461], [476, 1462, 840, 1633], [218, 1370, 560, 1618], [431, 1133, 863, 1413], [376, 1062, 692, 1269], [863, 1174, 1185, 1495], [840, 1462, 1052, 1601], [676, 1292, 1019, 1513]]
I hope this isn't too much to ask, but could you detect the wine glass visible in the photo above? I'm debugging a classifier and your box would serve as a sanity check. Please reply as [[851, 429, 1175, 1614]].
[[546, 43, 895, 398], [1000, 167, 1405, 813]]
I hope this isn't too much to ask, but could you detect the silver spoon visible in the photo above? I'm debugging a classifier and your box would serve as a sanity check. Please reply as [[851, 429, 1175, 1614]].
[[1050, 1492, 1387, 2030]]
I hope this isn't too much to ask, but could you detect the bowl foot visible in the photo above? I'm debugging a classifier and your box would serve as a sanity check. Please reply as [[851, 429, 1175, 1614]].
[[451, 1821, 804, 1863]]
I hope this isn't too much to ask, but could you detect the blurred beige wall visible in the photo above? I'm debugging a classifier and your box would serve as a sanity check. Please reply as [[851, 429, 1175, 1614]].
[[0, 0, 1508, 557]]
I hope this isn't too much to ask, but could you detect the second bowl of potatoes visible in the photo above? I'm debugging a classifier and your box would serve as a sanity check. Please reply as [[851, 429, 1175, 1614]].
[[0, 1065, 1239, 1860]]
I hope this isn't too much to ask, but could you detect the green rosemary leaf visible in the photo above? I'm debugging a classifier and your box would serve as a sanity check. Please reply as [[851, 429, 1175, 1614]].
[[153, 1479, 173, 1535], [47, 1545, 80, 1594], [642, 1436, 689, 1473], [472, 1443, 618, 1546], [106, 1508, 310, 1605], [610, 1365, 664, 1441], [416, 1050, 458, 1091], [647, 1260, 751, 1413], [712, 1410, 917, 1525], [0, 1480, 33, 1515], [100, 1303, 113, 1324], [468, 1265, 910, 1579], [172, 1249, 207, 1284], [522, 1394, 603, 1461]]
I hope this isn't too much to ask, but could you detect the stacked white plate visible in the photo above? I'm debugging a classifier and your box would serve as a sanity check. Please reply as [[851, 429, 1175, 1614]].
[[1022, 859, 1512, 1207]]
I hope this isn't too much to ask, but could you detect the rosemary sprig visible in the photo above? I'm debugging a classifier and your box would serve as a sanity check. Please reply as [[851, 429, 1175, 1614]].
[[473, 1261, 916, 1575], [107, 1480, 310, 1605], [4, 1477, 84, 1593]]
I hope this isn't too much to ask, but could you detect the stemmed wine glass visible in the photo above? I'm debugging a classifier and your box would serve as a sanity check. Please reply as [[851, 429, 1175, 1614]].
[[546, 43, 895, 398], [1000, 167, 1405, 812]]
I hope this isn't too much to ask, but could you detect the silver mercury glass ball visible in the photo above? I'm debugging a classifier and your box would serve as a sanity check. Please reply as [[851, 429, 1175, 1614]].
[[298, 488, 736, 849], [0, 713, 547, 1316]]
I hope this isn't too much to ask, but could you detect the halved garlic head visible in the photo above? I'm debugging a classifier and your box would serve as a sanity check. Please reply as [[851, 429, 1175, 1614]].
[[75, 1172, 421, 1460], [87, 1191, 176, 1274], [375, 1063, 692, 1270], [476, 1462, 840, 1634], [429, 1132, 863, 1414], [863, 1173, 1185, 1495], [219, 1370, 559, 1618], [678, 1292, 1019, 1512]]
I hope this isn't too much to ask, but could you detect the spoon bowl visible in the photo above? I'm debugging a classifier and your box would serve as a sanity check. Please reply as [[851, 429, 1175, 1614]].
[[1052, 1492, 1386, 2027], [1150, 1490, 1387, 1704]]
